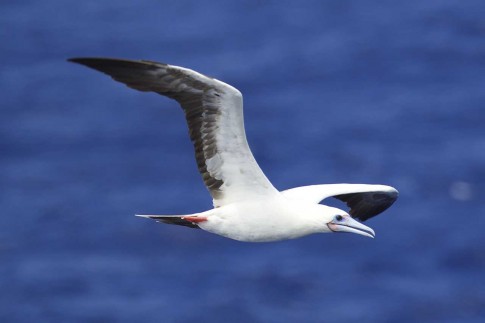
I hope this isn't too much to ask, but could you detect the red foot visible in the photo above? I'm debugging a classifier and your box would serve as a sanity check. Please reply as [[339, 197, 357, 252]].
[[182, 216, 208, 223]]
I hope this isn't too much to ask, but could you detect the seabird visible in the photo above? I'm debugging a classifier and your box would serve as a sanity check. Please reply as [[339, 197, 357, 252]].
[[69, 57, 398, 242]]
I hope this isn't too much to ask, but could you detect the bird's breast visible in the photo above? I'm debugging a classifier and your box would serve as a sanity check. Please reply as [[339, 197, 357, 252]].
[[198, 200, 318, 242]]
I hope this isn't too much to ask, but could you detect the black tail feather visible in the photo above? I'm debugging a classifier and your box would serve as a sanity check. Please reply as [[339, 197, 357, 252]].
[[137, 215, 200, 229]]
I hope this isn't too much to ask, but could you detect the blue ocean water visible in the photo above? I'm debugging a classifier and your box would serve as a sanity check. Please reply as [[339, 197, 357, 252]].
[[1, 1, 484, 322]]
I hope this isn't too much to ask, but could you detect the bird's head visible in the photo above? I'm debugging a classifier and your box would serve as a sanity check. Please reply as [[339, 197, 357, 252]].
[[320, 206, 375, 238]]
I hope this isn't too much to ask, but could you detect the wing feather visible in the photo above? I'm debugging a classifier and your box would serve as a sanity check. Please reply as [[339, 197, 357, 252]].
[[69, 57, 278, 206], [281, 184, 398, 221]]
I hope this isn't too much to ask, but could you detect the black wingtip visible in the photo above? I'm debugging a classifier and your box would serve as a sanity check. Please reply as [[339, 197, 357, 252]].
[[68, 57, 137, 78], [335, 188, 399, 222], [67, 57, 113, 72], [67, 57, 99, 65], [67, 57, 119, 69], [67, 57, 167, 75], [67, 57, 81, 63]]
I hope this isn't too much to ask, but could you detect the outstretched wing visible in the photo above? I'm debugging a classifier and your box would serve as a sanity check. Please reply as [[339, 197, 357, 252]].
[[69, 58, 278, 206], [281, 184, 398, 221]]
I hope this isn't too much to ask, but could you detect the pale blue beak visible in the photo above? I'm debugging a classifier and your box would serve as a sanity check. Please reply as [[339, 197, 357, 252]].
[[327, 217, 375, 238]]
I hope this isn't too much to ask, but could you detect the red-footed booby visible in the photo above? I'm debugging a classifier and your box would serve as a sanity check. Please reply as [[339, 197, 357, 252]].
[[69, 57, 398, 242]]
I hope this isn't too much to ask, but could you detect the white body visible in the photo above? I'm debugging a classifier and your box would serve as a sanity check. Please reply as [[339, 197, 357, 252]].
[[198, 197, 332, 242]]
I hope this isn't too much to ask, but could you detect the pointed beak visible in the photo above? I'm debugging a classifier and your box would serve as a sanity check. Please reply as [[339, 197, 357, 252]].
[[327, 217, 375, 238]]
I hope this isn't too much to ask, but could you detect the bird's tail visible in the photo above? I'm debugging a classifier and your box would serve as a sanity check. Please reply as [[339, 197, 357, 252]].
[[135, 214, 207, 229]]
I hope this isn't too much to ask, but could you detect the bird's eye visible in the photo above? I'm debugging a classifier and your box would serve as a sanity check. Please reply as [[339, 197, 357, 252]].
[[335, 215, 344, 221]]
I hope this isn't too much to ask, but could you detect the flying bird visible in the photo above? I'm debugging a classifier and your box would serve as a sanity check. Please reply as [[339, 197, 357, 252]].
[[69, 57, 398, 242]]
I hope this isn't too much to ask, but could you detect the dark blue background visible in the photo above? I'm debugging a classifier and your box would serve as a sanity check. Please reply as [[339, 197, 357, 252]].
[[1, 1, 484, 322]]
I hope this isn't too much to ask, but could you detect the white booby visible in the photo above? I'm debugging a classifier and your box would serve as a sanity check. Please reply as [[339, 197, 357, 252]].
[[69, 57, 398, 242]]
